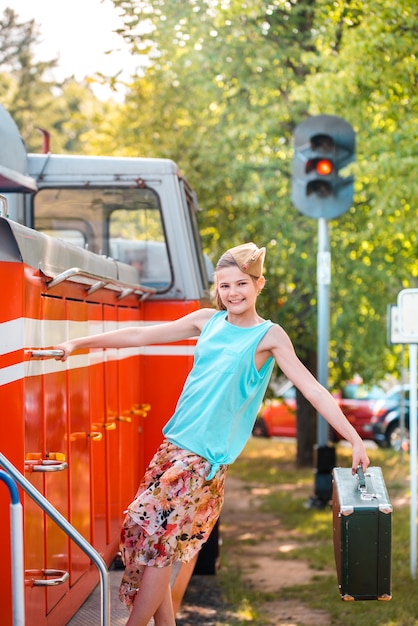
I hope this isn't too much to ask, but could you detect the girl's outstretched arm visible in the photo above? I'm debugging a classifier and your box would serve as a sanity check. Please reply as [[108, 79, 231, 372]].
[[263, 325, 370, 473], [54, 307, 215, 361]]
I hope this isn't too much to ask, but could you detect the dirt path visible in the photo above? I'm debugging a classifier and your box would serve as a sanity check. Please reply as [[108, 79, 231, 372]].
[[219, 475, 333, 626]]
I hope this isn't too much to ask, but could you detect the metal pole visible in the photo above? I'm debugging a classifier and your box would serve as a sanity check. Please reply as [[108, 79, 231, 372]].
[[0, 471, 25, 626], [400, 346, 406, 456], [410, 343, 417, 578], [310, 217, 336, 507], [317, 217, 330, 444]]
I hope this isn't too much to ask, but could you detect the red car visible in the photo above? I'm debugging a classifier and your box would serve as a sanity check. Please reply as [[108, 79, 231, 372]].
[[337, 380, 386, 439], [253, 379, 385, 440], [252, 383, 297, 438]]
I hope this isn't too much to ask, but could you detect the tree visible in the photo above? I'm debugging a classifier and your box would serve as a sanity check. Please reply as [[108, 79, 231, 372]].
[[0, 7, 58, 149], [107, 0, 417, 373], [105, 0, 329, 466], [103, 0, 417, 464], [292, 0, 418, 382], [0, 7, 117, 154]]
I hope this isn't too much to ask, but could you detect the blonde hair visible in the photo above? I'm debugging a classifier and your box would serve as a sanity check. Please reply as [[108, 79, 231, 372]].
[[213, 251, 261, 310]]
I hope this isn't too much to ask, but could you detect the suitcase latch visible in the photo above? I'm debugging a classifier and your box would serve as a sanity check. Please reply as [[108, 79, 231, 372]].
[[359, 491, 379, 501]]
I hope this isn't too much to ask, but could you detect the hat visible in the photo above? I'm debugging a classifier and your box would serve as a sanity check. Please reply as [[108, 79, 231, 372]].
[[227, 242, 266, 278]]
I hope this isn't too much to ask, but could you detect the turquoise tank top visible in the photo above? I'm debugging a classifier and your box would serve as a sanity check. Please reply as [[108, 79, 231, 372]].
[[163, 310, 275, 478]]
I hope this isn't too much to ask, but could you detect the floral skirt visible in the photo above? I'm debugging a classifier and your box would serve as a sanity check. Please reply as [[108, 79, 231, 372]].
[[118, 439, 227, 608]]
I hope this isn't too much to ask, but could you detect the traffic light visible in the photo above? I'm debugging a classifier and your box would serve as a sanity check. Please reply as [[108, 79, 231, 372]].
[[291, 115, 355, 219]]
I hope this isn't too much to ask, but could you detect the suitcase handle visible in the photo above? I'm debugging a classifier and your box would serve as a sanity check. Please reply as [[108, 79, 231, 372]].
[[356, 465, 367, 491], [356, 465, 379, 500]]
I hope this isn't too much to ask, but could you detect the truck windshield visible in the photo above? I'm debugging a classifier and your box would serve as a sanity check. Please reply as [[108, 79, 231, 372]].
[[34, 186, 171, 290]]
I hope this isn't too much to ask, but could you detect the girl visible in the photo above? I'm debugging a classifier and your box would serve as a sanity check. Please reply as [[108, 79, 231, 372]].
[[55, 242, 370, 626]]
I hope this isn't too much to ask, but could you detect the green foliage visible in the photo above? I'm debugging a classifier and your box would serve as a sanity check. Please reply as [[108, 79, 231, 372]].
[[0, 7, 118, 153], [107, 0, 417, 384], [293, 0, 418, 381], [2, 1, 416, 386]]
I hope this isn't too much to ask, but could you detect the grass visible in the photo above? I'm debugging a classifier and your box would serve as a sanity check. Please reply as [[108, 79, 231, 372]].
[[216, 437, 415, 626]]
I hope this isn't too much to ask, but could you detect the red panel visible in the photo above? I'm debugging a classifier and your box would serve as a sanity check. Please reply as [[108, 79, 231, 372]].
[[37, 296, 69, 614], [117, 305, 144, 510], [88, 303, 107, 556], [103, 305, 121, 547], [0, 250, 24, 623], [23, 268, 48, 623], [66, 300, 91, 586]]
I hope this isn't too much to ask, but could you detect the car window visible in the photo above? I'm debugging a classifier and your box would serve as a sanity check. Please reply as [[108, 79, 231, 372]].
[[395, 388, 410, 402], [342, 384, 384, 400], [383, 386, 416, 404], [366, 386, 386, 400]]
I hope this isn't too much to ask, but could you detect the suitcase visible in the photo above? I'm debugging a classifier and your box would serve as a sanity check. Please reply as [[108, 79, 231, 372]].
[[332, 466, 392, 601]]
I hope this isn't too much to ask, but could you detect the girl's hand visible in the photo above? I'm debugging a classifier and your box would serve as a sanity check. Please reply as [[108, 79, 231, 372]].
[[351, 440, 370, 475], [53, 341, 74, 362]]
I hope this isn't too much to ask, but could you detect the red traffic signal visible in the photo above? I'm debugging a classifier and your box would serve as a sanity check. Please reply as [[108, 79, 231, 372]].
[[306, 158, 334, 176], [306, 158, 335, 196]]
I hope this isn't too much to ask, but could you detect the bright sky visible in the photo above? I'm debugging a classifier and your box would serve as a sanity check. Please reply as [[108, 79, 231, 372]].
[[4, 0, 139, 99]]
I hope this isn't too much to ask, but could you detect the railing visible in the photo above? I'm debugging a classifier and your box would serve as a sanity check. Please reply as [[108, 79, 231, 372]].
[[27, 349, 65, 359], [41, 266, 156, 301], [0, 453, 111, 626], [0, 470, 24, 626]]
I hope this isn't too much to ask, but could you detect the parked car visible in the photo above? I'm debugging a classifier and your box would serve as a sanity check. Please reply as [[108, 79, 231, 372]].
[[253, 379, 385, 440], [337, 382, 386, 440], [371, 385, 411, 450], [252, 382, 296, 438]]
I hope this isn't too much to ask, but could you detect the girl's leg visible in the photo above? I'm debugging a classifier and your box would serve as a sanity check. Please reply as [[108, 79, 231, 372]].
[[153, 584, 175, 626], [125, 564, 175, 626]]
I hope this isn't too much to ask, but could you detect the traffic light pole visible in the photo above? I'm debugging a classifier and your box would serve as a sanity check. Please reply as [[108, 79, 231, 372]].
[[312, 217, 336, 507], [317, 217, 330, 445]]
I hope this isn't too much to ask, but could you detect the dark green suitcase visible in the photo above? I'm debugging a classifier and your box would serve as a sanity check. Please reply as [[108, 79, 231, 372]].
[[332, 466, 392, 601]]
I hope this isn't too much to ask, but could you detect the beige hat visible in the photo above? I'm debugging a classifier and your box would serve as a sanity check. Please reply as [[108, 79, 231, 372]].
[[227, 242, 266, 278]]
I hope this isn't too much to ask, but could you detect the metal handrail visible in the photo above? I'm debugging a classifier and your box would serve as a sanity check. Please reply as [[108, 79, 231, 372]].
[[0, 453, 110, 626], [40, 266, 156, 301], [0, 470, 25, 626], [27, 349, 65, 359]]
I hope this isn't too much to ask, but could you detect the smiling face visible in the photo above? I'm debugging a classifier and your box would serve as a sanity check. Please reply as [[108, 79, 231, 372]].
[[215, 265, 265, 319]]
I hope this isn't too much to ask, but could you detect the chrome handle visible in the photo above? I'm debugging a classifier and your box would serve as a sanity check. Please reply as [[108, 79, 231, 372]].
[[26, 569, 70, 587], [25, 460, 68, 473], [33, 461, 68, 473], [27, 349, 65, 359]]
